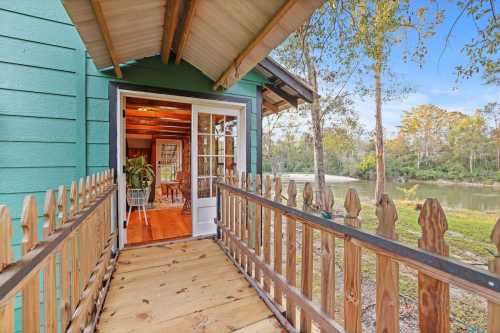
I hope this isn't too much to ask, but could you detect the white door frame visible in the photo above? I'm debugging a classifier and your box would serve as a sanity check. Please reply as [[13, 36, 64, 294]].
[[115, 88, 246, 248]]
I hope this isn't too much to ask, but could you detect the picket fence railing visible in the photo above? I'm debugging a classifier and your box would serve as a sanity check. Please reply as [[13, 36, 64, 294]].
[[216, 172, 500, 333], [0, 169, 116, 333]]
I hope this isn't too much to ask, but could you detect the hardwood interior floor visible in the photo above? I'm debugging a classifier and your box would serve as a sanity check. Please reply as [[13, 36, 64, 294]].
[[127, 207, 192, 245], [97, 239, 283, 333]]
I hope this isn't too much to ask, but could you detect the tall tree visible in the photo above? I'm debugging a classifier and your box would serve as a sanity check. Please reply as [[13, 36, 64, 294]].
[[275, 2, 359, 196], [480, 102, 500, 170], [339, 0, 442, 199]]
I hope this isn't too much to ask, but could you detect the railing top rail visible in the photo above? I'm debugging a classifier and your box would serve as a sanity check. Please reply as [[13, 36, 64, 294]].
[[0, 185, 117, 303], [217, 181, 500, 301]]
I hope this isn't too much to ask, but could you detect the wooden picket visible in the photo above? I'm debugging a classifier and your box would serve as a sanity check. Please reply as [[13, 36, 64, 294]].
[[215, 174, 500, 333], [0, 169, 116, 333]]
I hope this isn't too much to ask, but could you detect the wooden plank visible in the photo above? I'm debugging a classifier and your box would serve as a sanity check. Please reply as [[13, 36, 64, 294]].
[[246, 173, 252, 276], [161, 0, 181, 63], [58, 186, 71, 330], [0, 206, 13, 333], [240, 172, 247, 271], [175, 0, 198, 64], [255, 174, 262, 283], [21, 195, 40, 333], [343, 188, 362, 333], [222, 224, 345, 333], [233, 316, 283, 333], [300, 215, 313, 332], [286, 180, 297, 326], [263, 175, 272, 293], [418, 198, 450, 333], [320, 188, 335, 328], [489, 218, 500, 333], [375, 194, 399, 333], [90, 0, 123, 78], [43, 190, 57, 333], [273, 176, 283, 306], [97, 239, 278, 333], [213, 0, 298, 90]]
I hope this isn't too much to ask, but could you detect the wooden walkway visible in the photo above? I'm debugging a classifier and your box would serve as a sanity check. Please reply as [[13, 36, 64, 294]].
[[96, 239, 283, 333]]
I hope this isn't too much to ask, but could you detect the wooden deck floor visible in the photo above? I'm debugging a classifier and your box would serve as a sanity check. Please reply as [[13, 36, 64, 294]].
[[96, 239, 283, 333]]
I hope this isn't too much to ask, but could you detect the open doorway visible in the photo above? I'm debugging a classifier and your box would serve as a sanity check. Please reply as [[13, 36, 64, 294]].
[[125, 97, 192, 245]]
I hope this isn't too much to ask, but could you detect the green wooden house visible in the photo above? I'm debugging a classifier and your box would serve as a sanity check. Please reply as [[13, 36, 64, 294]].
[[0, 0, 317, 251]]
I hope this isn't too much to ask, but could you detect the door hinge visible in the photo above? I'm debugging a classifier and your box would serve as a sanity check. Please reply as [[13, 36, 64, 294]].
[[123, 220, 127, 228], [122, 109, 126, 117], [123, 165, 127, 173]]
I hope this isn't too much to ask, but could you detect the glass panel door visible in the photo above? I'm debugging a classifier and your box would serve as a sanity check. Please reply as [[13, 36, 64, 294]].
[[192, 104, 242, 237], [196, 113, 238, 198]]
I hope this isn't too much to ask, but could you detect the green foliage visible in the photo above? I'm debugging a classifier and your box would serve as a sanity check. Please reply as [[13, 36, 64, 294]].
[[356, 154, 376, 179], [125, 156, 154, 189], [396, 184, 419, 201]]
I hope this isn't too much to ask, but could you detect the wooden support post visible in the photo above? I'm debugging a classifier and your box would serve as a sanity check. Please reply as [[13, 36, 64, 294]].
[[240, 172, 247, 270], [246, 173, 253, 276], [375, 194, 399, 333], [72, 181, 82, 311], [229, 173, 236, 257], [0, 206, 14, 333], [344, 188, 362, 333], [234, 173, 240, 263], [320, 187, 335, 329], [274, 176, 283, 306], [488, 218, 500, 333], [286, 180, 297, 326], [255, 174, 262, 283], [43, 190, 57, 333], [21, 195, 40, 333], [58, 186, 71, 330], [263, 175, 272, 293], [79, 177, 86, 210], [301, 182, 314, 333], [418, 198, 449, 333]]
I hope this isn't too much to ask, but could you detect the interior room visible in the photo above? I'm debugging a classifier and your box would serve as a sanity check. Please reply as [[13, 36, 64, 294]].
[[125, 96, 192, 245]]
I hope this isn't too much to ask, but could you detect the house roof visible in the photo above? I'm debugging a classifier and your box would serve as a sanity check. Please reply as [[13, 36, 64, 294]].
[[256, 57, 316, 116], [62, 0, 323, 90]]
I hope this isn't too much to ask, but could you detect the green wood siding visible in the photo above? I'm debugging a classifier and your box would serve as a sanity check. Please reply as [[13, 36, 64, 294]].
[[0, 2, 266, 330], [0, 0, 265, 253]]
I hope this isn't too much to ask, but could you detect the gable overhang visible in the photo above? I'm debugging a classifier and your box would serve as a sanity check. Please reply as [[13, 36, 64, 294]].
[[256, 57, 317, 117], [62, 0, 324, 89]]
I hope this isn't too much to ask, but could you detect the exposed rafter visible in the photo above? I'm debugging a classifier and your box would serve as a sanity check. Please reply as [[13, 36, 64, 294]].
[[175, 0, 198, 65], [213, 0, 297, 90], [263, 99, 279, 113], [161, 0, 181, 64], [90, 0, 123, 78], [266, 84, 298, 108]]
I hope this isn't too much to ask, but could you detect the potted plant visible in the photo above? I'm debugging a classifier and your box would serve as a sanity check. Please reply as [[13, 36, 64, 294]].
[[125, 156, 154, 189], [125, 156, 154, 225]]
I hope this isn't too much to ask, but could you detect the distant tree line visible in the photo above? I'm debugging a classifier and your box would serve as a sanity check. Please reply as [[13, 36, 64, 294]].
[[263, 103, 500, 183]]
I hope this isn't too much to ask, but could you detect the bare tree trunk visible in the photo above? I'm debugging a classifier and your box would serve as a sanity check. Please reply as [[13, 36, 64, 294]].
[[497, 147, 500, 171], [303, 37, 326, 197], [374, 60, 385, 201]]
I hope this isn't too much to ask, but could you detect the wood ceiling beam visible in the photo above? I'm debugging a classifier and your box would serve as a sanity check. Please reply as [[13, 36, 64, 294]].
[[126, 124, 190, 133], [266, 84, 298, 108], [161, 0, 182, 64], [126, 118, 191, 128], [263, 99, 279, 113], [213, 0, 297, 90], [90, 0, 123, 78], [175, 0, 198, 65], [127, 129, 190, 137], [125, 110, 191, 122]]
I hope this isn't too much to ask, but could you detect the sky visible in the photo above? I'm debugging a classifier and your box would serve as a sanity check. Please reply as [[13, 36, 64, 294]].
[[353, 1, 499, 136]]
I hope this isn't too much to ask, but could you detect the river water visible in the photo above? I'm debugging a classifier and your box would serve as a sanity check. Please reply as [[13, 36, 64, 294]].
[[284, 177, 499, 212]]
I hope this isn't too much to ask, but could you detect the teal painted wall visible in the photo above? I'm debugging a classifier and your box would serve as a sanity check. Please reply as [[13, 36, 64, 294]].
[[0, 1, 265, 331]]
